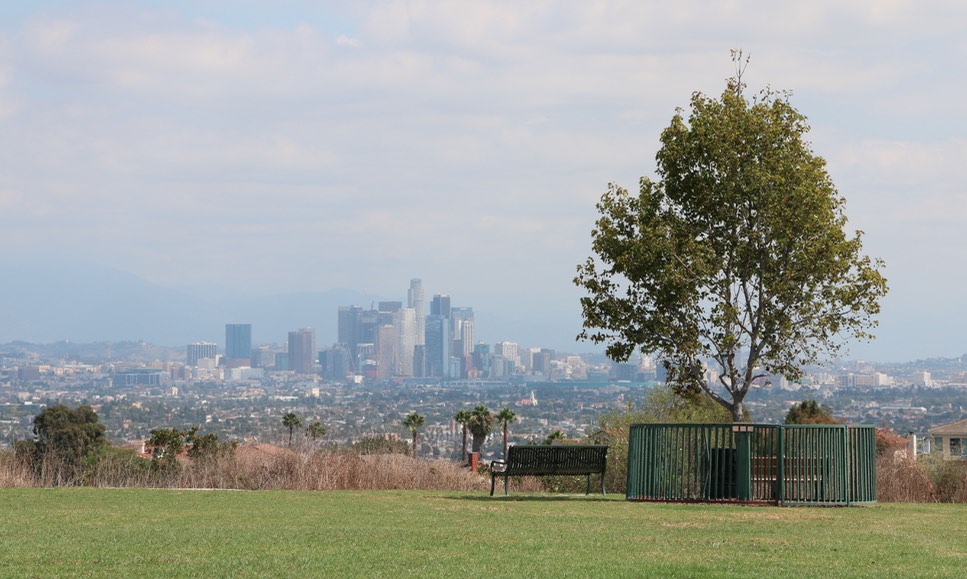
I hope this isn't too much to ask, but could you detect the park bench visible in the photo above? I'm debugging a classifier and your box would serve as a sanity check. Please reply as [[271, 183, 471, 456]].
[[489, 445, 609, 496]]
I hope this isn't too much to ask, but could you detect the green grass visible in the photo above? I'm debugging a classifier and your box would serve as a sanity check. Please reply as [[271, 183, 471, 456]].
[[1, 489, 965, 578]]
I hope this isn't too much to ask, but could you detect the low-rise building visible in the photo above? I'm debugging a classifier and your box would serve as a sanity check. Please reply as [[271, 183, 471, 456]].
[[928, 418, 967, 460]]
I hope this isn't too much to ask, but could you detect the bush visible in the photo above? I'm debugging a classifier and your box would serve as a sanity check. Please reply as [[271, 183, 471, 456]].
[[876, 454, 935, 502], [919, 454, 967, 502], [586, 386, 732, 494]]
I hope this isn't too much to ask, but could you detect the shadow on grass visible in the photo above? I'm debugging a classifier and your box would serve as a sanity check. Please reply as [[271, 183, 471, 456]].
[[446, 494, 618, 503]]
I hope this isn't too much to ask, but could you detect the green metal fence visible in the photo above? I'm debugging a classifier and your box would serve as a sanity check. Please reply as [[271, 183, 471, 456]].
[[626, 423, 876, 506]]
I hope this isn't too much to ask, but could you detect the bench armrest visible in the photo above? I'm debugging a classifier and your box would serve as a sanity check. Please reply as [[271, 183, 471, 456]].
[[490, 460, 507, 473]]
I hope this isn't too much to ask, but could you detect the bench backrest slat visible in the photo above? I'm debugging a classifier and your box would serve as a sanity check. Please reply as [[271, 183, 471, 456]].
[[503, 445, 608, 475]]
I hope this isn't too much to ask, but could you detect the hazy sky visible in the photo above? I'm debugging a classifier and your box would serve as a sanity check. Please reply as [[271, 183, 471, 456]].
[[1, 1, 965, 361]]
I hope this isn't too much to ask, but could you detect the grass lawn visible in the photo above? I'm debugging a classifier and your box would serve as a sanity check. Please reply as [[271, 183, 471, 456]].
[[1, 489, 965, 577]]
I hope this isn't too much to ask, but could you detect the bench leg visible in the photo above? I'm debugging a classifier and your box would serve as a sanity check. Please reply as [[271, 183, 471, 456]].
[[504, 476, 509, 496], [586, 474, 591, 495], [601, 473, 606, 495], [490, 474, 496, 496]]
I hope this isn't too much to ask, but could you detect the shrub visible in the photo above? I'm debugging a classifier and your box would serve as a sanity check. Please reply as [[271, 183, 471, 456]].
[[919, 454, 967, 503], [586, 386, 732, 494]]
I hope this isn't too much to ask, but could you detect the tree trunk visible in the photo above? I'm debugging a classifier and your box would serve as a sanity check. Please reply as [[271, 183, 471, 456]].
[[461, 426, 468, 463], [471, 433, 485, 453], [731, 401, 745, 422], [412, 432, 418, 458], [502, 423, 509, 459]]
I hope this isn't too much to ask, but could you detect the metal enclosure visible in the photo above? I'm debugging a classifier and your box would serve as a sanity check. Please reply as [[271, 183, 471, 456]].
[[626, 423, 876, 506]]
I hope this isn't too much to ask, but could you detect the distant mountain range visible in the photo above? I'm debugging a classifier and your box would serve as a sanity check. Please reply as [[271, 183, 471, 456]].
[[0, 261, 378, 347], [0, 261, 589, 353]]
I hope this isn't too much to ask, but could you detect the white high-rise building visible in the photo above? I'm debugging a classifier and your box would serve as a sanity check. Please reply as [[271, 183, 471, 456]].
[[495, 341, 520, 369], [398, 307, 417, 376], [451, 307, 474, 356], [408, 279, 425, 346]]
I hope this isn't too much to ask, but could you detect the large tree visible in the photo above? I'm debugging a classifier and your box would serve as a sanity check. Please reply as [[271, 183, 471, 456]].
[[784, 400, 840, 425], [28, 404, 107, 478], [575, 64, 887, 422]]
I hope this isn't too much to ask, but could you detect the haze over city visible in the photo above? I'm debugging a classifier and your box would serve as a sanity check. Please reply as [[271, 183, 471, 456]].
[[1, 1, 965, 361]]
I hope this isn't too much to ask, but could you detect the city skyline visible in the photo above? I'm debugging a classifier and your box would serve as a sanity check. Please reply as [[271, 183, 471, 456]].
[[1, 2, 965, 362]]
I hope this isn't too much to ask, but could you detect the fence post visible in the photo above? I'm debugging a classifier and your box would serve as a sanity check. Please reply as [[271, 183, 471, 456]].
[[733, 425, 753, 501]]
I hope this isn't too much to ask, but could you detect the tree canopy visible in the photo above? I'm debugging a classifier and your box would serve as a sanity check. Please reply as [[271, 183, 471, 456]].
[[31, 404, 106, 469], [575, 65, 887, 421], [468, 405, 493, 453], [784, 400, 840, 425]]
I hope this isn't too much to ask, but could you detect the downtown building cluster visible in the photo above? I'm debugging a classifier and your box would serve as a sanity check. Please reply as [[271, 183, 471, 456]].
[[185, 279, 559, 384], [323, 279, 544, 382]]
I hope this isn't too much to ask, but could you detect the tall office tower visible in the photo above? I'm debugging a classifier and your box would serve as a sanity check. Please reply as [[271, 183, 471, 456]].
[[519, 347, 539, 372], [225, 324, 252, 360], [187, 342, 218, 367], [251, 345, 275, 369], [412, 344, 426, 378], [450, 307, 474, 356], [452, 322, 473, 360], [339, 305, 380, 360], [397, 307, 417, 376], [338, 306, 362, 351], [408, 279, 425, 346], [425, 314, 450, 377], [376, 324, 397, 381], [473, 343, 491, 376], [430, 294, 451, 318], [319, 345, 352, 382], [532, 348, 554, 376], [287, 328, 316, 374], [358, 309, 379, 352], [495, 341, 520, 371]]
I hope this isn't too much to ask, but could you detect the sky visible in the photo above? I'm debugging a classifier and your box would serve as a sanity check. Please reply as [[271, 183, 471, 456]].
[[0, 1, 965, 362]]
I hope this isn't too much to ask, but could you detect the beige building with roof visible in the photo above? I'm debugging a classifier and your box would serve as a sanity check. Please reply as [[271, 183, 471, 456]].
[[928, 418, 967, 460]]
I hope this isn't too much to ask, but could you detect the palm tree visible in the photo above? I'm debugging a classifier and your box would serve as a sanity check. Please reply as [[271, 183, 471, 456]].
[[454, 409, 472, 463], [468, 405, 493, 454], [543, 429, 566, 445], [402, 412, 425, 458], [282, 412, 301, 446], [306, 421, 326, 442], [496, 407, 517, 459]]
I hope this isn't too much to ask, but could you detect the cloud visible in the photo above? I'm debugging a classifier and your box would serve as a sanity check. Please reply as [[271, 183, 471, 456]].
[[0, 1, 965, 358]]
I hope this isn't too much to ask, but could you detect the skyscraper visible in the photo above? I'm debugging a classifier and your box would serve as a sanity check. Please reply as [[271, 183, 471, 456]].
[[187, 342, 217, 367], [338, 305, 378, 360], [398, 307, 417, 376], [408, 279, 425, 346], [288, 328, 316, 374], [425, 314, 450, 378], [225, 323, 252, 360], [430, 294, 451, 318], [450, 307, 474, 356], [376, 324, 397, 381]]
